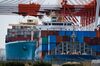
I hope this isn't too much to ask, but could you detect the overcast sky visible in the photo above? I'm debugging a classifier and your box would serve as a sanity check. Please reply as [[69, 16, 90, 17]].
[[0, 15, 24, 48]]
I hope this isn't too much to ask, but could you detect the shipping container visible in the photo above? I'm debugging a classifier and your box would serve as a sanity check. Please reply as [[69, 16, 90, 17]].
[[48, 31, 55, 35], [84, 37, 91, 45], [48, 43, 56, 51], [56, 36, 63, 43], [88, 31, 96, 37], [54, 31, 59, 35], [76, 31, 83, 43], [6, 35, 34, 43], [59, 31, 65, 36], [65, 31, 72, 36], [84, 37, 100, 45], [42, 37, 48, 44], [83, 31, 96, 37], [41, 30, 48, 37], [48, 35, 56, 43], [91, 45, 100, 52], [34, 31, 39, 38], [96, 52, 100, 56], [75, 31, 96, 43], [96, 31, 100, 38], [62, 36, 70, 42], [39, 44, 48, 51], [94, 37, 100, 45]]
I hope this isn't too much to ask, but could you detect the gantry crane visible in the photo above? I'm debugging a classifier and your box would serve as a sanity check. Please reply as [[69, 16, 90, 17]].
[[0, 0, 99, 30]]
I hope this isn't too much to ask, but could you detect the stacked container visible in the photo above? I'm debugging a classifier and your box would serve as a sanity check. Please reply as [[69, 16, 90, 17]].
[[83, 30, 100, 56], [6, 28, 40, 43], [41, 30, 49, 37], [48, 35, 56, 51], [59, 31, 65, 36], [40, 37, 48, 51], [38, 35, 48, 59], [91, 45, 100, 56], [38, 30, 98, 59]]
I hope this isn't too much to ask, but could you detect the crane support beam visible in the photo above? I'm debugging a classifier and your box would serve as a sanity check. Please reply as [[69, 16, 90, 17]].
[[95, 0, 100, 28]]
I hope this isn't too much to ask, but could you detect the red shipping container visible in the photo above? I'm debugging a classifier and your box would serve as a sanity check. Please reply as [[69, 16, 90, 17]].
[[41, 31, 48, 37], [94, 37, 100, 45], [96, 52, 100, 56], [48, 31, 55, 35], [62, 36, 70, 42], [84, 37, 91, 45], [96, 31, 100, 38], [62, 36, 67, 42], [87, 37, 100, 45], [53, 31, 59, 35], [56, 36, 63, 43]]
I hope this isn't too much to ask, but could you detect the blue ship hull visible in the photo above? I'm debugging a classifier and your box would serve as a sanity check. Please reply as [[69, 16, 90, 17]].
[[6, 41, 36, 60]]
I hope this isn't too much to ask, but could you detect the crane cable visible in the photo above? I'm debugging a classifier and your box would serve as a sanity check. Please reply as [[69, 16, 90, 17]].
[[0, 0, 18, 4]]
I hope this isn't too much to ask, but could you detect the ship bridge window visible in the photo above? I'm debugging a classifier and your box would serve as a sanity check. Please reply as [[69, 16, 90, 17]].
[[27, 19, 33, 22], [67, 23, 72, 26], [64, 23, 67, 26], [51, 17, 57, 22], [52, 23, 63, 25], [15, 26, 21, 29], [66, 22, 73, 26], [43, 23, 51, 25], [43, 23, 48, 25], [49, 23, 51, 25]]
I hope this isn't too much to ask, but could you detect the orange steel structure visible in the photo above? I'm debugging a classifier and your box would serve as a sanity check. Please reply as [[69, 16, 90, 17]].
[[61, 0, 97, 26], [18, 3, 40, 16], [18, 0, 99, 27]]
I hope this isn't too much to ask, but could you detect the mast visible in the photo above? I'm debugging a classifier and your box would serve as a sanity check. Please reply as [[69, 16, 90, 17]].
[[71, 24, 76, 54]]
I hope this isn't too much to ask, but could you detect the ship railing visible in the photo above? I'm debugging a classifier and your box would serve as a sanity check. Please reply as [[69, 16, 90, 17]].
[[9, 22, 80, 31], [50, 42, 96, 56]]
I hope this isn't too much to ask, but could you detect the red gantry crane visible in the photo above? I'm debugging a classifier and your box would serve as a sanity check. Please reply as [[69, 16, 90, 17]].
[[0, 0, 100, 30], [60, 0, 99, 28]]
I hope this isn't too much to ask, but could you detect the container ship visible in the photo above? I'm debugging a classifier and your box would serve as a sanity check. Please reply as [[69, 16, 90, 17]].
[[5, 0, 100, 63], [5, 18, 40, 60]]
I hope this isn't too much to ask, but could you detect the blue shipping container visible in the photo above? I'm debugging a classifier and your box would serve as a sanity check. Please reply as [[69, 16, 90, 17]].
[[65, 31, 72, 36], [76, 31, 84, 43], [48, 35, 56, 43], [39, 44, 48, 51], [83, 31, 96, 37], [65, 31, 96, 43], [48, 43, 56, 51], [59, 31, 65, 36], [91, 45, 100, 52]]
